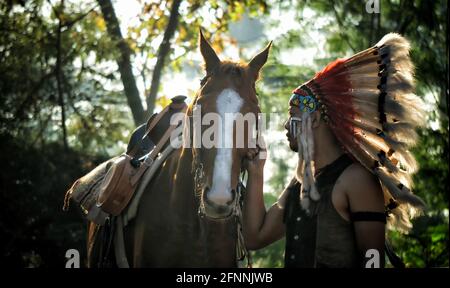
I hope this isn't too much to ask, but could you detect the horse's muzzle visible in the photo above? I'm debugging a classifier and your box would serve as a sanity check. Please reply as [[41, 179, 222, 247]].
[[201, 187, 237, 219]]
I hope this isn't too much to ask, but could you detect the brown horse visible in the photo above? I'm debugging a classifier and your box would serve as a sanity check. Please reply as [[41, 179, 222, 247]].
[[89, 31, 271, 267]]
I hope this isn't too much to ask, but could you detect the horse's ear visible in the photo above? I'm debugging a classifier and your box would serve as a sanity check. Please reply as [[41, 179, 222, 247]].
[[199, 29, 221, 74], [248, 41, 272, 79]]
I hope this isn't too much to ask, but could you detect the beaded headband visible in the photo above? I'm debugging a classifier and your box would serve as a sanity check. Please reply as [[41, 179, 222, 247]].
[[289, 85, 318, 113]]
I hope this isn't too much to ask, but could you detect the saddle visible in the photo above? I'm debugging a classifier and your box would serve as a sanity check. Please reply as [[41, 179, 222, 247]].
[[63, 95, 187, 224]]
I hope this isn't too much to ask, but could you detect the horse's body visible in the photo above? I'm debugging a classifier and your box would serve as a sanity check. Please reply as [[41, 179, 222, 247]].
[[123, 148, 238, 267], [88, 32, 271, 267]]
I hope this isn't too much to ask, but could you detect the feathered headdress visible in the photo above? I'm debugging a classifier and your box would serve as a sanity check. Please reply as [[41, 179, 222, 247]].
[[290, 33, 426, 231]]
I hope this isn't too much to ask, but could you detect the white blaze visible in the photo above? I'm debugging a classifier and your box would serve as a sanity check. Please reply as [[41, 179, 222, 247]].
[[209, 88, 243, 205]]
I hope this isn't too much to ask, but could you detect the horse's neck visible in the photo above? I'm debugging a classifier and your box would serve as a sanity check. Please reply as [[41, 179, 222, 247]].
[[175, 147, 194, 183], [170, 147, 198, 215]]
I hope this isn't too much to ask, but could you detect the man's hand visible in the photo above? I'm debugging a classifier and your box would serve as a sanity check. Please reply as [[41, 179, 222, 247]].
[[242, 137, 266, 177], [243, 147, 265, 176]]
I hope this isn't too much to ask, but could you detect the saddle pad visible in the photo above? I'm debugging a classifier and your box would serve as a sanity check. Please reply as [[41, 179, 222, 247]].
[[63, 157, 117, 224]]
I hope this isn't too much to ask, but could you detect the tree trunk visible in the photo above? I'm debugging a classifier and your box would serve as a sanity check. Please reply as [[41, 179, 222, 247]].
[[97, 0, 145, 125], [146, 0, 182, 116]]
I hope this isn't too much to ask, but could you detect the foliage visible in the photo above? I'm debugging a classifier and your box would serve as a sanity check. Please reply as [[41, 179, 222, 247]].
[[0, 0, 133, 154], [0, 132, 105, 267], [128, 0, 270, 97]]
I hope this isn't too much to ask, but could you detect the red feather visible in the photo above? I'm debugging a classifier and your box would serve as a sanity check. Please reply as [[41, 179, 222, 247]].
[[306, 58, 358, 150]]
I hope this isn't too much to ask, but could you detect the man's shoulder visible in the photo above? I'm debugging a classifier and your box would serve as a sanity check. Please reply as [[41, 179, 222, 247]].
[[340, 162, 374, 182], [338, 162, 383, 203]]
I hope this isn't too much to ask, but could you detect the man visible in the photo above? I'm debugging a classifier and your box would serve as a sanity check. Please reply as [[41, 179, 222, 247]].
[[242, 33, 426, 268]]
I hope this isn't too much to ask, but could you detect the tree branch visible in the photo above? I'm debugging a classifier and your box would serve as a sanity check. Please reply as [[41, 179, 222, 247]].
[[61, 5, 98, 32], [331, 3, 356, 52], [145, 0, 182, 115], [55, 0, 69, 151], [14, 68, 55, 121], [31, 112, 53, 148], [62, 70, 94, 132], [97, 0, 145, 125]]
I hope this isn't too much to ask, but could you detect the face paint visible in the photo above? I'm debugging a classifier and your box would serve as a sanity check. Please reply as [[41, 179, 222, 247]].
[[289, 116, 302, 139]]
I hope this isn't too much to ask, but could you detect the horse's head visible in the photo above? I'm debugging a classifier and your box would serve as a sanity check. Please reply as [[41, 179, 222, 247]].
[[189, 31, 271, 219]]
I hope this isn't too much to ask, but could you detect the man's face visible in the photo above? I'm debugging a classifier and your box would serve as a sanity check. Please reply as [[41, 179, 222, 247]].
[[284, 106, 302, 152]]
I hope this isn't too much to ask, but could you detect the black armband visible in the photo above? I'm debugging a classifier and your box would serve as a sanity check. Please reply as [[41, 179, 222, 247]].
[[350, 212, 386, 223]]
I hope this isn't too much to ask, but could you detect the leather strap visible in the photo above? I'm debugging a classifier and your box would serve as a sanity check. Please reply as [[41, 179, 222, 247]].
[[143, 105, 171, 139], [128, 101, 186, 158], [130, 106, 186, 186], [130, 125, 175, 186], [114, 215, 130, 267], [350, 211, 387, 223]]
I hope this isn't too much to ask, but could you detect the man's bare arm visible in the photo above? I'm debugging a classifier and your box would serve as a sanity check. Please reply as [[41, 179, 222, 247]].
[[241, 150, 287, 250], [242, 170, 286, 250], [344, 164, 386, 267]]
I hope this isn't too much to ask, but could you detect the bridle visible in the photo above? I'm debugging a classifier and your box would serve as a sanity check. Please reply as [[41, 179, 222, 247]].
[[190, 109, 243, 221], [189, 73, 260, 267], [190, 90, 260, 220], [191, 129, 252, 267]]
